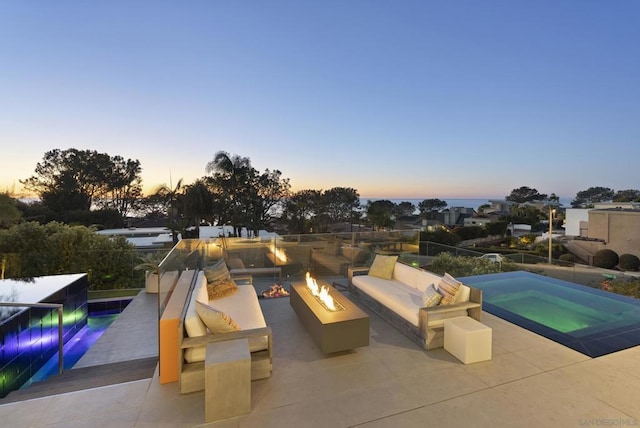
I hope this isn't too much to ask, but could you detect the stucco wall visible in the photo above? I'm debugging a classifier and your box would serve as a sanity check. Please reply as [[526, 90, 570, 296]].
[[588, 210, 640, 257]]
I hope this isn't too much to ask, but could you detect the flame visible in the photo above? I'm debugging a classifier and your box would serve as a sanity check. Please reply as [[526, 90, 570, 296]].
[[305, 272, 337, 311], [270, 243, 288, 263], [262, 284, 290, 298]]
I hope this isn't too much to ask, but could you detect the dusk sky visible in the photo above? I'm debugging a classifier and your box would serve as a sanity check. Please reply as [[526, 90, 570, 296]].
[[2, 1, 639, 201]]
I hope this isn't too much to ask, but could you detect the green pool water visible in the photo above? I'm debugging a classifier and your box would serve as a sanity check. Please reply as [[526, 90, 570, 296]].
[[490, 290, 619, 334], [461, 271, 640, 357]]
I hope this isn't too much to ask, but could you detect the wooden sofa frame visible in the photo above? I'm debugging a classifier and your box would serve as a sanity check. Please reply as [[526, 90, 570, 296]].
[[347, 266, 482, 350]]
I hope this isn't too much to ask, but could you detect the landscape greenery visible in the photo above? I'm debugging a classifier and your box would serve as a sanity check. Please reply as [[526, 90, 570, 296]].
[[2, 148, 640, 290]]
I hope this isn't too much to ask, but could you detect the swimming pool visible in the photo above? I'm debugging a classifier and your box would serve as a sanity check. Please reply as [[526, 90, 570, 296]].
[[461, 271, 640, 357], [19, 300, 130, 389]]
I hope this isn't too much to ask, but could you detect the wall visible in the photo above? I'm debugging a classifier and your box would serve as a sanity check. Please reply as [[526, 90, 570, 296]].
[[0, 274, 88, 398], [564, 208, 590, 237], [588, 210, 640, 257]]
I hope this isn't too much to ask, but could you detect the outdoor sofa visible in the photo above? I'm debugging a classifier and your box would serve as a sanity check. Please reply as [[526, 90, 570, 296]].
[[348, 256, 482, 350], [178, 265, 272, 394]]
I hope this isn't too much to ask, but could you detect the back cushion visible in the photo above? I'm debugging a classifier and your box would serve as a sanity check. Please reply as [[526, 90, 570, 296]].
[[416, 270, 442, 293], [204, 258, 230, 283], [455, 284, 471, 303], [392, 262, 419, 289], [184, 272, 208, 338]]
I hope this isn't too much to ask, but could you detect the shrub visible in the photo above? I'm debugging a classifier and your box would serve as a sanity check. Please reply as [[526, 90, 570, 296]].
[[425, 253, 517, 277], [0, 221, 139, 289], [601, 278, 640, 299], [618, 254, 640, 271], [559, 254, 575, 263], [593, 249, 619, 269]]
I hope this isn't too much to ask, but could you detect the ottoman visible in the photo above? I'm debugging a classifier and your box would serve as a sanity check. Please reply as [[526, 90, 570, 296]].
[[444, 316, 492, 364]]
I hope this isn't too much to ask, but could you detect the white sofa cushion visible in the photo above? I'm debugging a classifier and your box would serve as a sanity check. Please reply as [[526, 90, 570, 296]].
[[415, 269, 442, 293], [393, 262, 420, 289], [455, 284, 471, 303], [351, 263, 474, 328], [184, 271, 269, 363], [351, 275, 422, 327]]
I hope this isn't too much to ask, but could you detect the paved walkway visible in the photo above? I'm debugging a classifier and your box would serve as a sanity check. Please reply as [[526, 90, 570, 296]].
[[2, 289, 640, 427], [75, 291, 159, 368]]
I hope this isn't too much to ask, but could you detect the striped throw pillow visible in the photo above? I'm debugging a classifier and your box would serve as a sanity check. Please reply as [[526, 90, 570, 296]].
[[422, 283, 442, 307], [437, 273, 463, 305]]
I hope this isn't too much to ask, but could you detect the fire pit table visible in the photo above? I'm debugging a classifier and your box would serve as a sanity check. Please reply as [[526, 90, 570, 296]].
[[290, 279, 369, 354]]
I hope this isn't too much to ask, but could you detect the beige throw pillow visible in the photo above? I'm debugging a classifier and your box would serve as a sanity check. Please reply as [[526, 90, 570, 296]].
[[206, 277, 238, 300], [195, 301, 240, 333], [368, 255, 398, 280]]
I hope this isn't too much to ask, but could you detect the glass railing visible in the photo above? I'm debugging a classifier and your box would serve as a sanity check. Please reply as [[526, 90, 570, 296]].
[[155, 231, 421, 313], [1, 230, 629, 322]]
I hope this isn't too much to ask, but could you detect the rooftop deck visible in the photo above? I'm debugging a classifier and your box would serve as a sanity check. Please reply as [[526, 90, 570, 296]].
[[2, 286, 640, 427]]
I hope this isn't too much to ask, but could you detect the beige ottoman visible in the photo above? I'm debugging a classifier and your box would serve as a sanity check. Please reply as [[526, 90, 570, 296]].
[[205, 338, 251, 422], [444, 316, 492, 364]]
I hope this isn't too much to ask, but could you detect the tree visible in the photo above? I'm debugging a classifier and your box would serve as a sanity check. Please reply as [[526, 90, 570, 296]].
[[571, 186, 615, 208], [20, 149, 143, 217], [282, 189, 322, 234], [418, 199, 447, 219], [183, 180, 214, 238], [612, 189, 640, 202], [508, 204, 544, 225], [0, 193, 22, 229], [366, 200, 395, 230], [393, 201, 416, 217], [205, 151, 291, 237], [98, 156, 143, 217], [505, 186, 547, 203], [321, 187, 360, 224], [248, 169, 291, 236], [151, 178, 186, 244], [206, 151, 254, 236]]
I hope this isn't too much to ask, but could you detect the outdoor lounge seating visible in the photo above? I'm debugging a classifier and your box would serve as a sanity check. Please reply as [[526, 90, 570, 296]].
[[311, 242, 369, 276], [348, 256, 482, 350], [178, 268, 272, 394]]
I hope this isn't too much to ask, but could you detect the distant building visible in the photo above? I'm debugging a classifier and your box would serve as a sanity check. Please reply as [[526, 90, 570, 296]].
[[486, 200, 516, 216], [567, 206, 640, 262], [441, 207, 475, 227], [96, 227, 175, 250], [463, 217, 492, 228]]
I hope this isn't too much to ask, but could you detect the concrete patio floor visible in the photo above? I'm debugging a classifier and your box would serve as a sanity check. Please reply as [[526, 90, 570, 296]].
[[2, 287, 640, 427]]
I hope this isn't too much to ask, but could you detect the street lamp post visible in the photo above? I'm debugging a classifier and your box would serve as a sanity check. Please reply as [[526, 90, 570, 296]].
[[548, 207, 555, 264]]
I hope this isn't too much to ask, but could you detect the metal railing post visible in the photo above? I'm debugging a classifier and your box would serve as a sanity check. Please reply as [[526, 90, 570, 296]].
[[0, 302, 65, 375]]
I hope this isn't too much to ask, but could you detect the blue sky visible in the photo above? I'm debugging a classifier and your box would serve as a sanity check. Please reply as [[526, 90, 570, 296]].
[[1, 1, 639, 200]]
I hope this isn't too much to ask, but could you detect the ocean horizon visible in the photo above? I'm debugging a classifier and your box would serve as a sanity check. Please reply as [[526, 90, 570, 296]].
[[18, 196, 572, 213], [360, 197, 573, 211]]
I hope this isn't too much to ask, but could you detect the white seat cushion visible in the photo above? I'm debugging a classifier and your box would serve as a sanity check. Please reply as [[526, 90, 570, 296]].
[[352, 275, 422, 327], [184, 271, 268, 363]]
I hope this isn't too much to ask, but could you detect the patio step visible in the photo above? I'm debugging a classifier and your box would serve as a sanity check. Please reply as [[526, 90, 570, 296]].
[[0, 357, 158, 404]]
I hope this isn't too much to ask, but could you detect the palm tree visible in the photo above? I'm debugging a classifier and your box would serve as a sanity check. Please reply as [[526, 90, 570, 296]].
[[183, 180, 213, 238], [206, 152, 253, 237], [151, 178, 184, 244]]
